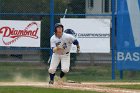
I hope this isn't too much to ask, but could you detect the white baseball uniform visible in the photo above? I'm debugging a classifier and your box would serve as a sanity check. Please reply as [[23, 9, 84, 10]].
[[49, 33, 76, 74]]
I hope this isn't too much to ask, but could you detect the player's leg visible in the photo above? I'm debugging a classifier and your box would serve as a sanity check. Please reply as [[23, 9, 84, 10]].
[[60, 53, 70, 78], [48, 54, 60, 84]]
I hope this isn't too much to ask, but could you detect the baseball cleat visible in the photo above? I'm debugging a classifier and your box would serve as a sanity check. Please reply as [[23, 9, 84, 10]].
[[49, 80, 54, 84]]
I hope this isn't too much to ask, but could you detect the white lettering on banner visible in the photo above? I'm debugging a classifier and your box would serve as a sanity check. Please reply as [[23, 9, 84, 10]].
[[127, 0, 140, 47], [117, 52, 140, 61], [0, 22, 39, 45], [77, 33, 110, 38]]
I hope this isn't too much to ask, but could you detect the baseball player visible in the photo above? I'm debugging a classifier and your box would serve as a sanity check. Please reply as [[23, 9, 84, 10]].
[[48, 23, 80, 84]]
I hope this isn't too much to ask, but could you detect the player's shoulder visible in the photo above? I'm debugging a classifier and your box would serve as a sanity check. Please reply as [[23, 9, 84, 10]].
[[50, 35, 56, 41], [63, 33, 73, 38]]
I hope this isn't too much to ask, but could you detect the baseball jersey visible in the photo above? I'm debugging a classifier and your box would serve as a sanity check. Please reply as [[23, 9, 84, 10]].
[[50, 33, 76, 55]]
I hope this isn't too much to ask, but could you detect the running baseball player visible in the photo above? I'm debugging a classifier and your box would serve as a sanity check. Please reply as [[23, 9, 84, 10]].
[[48, 23, 80, 84]]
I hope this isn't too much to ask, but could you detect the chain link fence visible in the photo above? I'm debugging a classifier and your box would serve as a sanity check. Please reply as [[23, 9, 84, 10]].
[[1, 0, 133, 82], [0, 0, 114, 81], [0, 0, 112, 64]]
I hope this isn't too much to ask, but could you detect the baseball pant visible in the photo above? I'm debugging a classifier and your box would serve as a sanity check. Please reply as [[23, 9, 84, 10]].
[[48, 53, 70, 74]]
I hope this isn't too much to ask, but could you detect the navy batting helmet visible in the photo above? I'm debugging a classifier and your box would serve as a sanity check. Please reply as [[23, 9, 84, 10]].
[[54, 23, 63, 33], [64, 29, 76, 37]]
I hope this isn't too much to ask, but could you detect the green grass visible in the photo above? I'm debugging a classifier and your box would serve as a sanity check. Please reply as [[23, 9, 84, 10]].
[[0, 62, 36, 66], [0, 86, 101, 93], [0, 62, 140, 82], [67, 66, 140, 82], [103, 85, 140, 90], [67, 66, 112, 82]]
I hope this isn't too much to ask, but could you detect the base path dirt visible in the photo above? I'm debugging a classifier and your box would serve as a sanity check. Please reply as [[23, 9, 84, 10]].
[[0, 82, 140, 93]]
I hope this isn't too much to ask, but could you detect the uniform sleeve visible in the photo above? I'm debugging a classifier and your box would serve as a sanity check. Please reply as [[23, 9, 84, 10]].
[[68, 34, 79, 45], [50, 37, 56, 48], [69, 34, 76, 43]]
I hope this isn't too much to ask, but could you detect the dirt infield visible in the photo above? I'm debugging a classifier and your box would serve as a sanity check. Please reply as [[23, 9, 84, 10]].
[[0, 82, 140, 93]]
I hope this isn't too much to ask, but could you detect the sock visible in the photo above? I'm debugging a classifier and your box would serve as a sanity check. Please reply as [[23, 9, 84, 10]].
[[60, 71, 65, 78], [49, 73, 55, 81]]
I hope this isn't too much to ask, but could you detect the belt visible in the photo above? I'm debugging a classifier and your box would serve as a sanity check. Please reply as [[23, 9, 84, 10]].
[[66, 52, 69, 54], [53, 52, 69, 55]]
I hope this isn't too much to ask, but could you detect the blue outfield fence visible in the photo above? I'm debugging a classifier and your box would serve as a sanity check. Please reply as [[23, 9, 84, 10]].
[[116, 0, 140, 71]]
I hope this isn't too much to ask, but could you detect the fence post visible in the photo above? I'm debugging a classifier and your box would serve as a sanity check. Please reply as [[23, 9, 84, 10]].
[[111, 0, 116, 80], [0, 0, 1, 19], [50, 0, 54, 57], [50, 0, 54, 36]]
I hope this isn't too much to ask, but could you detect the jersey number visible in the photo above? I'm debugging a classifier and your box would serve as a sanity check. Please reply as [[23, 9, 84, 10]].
[[62, 43, 67, 49]]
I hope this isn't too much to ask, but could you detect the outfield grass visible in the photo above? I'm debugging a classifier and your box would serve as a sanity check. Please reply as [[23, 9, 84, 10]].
[[0, 86, 101, 93], [0, 62, 140, 82], [104, 85, 140, 90]]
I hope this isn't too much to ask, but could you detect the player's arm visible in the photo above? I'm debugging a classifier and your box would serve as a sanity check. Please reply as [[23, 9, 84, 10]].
[[50, 38, 62, 53], [50, 38, 57, 53], [69, 35, 80, 53], [52, 45, 62, 53], [73, 39, 80, 53]]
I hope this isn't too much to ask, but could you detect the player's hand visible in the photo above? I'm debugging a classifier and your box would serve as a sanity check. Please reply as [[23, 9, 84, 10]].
[[76, 46, 80, 53], [57, 44, 65, 50], [53, 45, 64, 52], [53, 46, 61, 52], [57, 45, 62, 49]]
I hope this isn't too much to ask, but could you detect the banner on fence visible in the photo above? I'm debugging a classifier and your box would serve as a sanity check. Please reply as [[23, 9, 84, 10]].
[[117, 0, 140, 70], [61, 18, 110, 53], [0, 20, 41, 47]]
